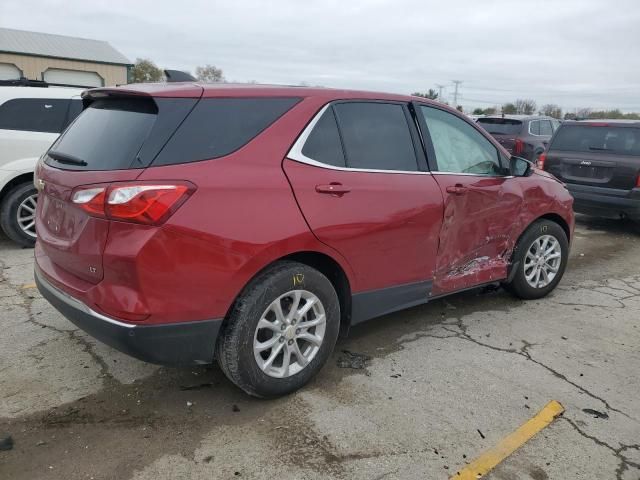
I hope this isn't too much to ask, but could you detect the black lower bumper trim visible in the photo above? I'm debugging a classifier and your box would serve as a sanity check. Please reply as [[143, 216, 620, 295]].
[[35, 269, 222, 366]]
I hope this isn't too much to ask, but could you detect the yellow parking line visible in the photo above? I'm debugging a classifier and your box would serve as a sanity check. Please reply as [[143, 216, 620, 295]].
[[451, 400, 564, 480], [21, 283, 36, 289]]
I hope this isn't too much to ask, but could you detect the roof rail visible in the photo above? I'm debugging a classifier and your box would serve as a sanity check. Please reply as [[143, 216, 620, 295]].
[[0, 77, 93, 89]]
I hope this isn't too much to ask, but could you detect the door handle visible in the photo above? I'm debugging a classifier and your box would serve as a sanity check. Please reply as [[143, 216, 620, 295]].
[[315, 183, 351, 196], [446, 185, 468, 195]]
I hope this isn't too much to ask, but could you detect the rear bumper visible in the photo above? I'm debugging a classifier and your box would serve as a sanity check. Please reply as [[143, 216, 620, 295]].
[[35, 267, 222, 366], [567, 184, 640, 220]]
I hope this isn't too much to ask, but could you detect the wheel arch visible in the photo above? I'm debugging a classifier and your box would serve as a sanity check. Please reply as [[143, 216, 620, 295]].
[[537, 213, 571, 243], [222, 250, 353, 339], [0, 172, 34, 206]]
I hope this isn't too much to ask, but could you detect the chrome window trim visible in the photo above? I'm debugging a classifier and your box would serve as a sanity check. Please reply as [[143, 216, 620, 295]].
[[432, 171, 514, 179], [35, 268, 136, 329], [287, 103, 431, 176]]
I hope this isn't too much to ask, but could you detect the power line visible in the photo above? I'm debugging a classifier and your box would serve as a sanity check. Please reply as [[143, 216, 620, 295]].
[[435, 84, 445, 102]]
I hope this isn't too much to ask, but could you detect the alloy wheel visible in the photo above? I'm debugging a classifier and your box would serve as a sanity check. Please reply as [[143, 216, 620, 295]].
[[524, 234, 562, 288], [253, 290, 326, 378], [17, 193, 38, 238]]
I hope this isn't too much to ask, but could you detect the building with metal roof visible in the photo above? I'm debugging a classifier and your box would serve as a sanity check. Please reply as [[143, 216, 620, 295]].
[[0, 27, 132, 87]]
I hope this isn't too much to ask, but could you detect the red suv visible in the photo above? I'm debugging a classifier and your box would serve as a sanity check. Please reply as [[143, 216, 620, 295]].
[[34, 84, 574, 397]]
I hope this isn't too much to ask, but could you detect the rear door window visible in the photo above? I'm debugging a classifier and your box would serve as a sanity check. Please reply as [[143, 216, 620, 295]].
[[529, 120, 541, 135], [551, 125, 640, 156], [333, 102, 418, 171], [539, 120, 553, 136], [301, 107, 346, 167], [47, 97, 157, 170], [0, 98, 69, 133], [477, 118, 522, 135], [153, 97, 300, 166]]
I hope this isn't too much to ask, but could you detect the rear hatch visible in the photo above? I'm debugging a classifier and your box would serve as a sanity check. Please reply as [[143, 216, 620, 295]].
[[35, 90, 201, 285], [544, 123, 640, 189], [476, 118, 523, 153]]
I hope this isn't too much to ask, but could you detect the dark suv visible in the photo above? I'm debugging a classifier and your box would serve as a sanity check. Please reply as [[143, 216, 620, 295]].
[[541, 120, 640, 220], [477, 115, 560, 161]]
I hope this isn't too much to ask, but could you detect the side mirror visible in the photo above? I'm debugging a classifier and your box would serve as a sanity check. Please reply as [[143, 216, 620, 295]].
[[509, 156, 533, 177]]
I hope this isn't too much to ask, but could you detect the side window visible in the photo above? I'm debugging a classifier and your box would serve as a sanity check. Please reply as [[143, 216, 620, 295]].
[[0, 98, 69, 133], [301, 107, 346, 167], [529, 120, 541, 135], [551, 119, 561, 132], [539, 120, 553, 136], [419, 106, 502, 175], [333, 102, 418, 171], [154, 97, 300, 166]]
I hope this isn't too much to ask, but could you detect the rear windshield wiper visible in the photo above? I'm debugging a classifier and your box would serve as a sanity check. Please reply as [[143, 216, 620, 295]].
[[47, 150, 88, 166], [588, 146, 610, 151]]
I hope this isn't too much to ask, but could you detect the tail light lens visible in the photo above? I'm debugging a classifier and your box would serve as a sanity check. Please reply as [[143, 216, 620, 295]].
[[72, 182, 195, 225], [514, 139, 524, 155], [537, 153, 547, 170], [636, 173, 640, 188]]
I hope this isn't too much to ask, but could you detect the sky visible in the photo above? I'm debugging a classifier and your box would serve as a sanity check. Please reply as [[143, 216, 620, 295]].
[[2, 0, 640, 113]]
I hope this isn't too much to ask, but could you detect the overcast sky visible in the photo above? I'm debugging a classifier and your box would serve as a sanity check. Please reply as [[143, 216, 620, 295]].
[[2, 0, 639, 112]]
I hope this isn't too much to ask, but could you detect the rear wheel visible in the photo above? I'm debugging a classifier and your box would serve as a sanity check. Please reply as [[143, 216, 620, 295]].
[[0, 182, 38, 248], [503, 219, 569, 299], [216, 261, 340, 397]]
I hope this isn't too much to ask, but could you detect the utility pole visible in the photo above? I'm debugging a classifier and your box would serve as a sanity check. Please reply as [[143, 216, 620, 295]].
[[435, 84, 445, 102], [451, 80, 462, 108]]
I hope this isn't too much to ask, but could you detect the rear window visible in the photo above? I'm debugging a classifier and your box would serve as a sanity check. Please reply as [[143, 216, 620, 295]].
[[0, 98, 69, 133], [47, 97, 157, 170], [550, 125, 640, 156], [477, 118, 523, 135], [153, 97, 300, 166]]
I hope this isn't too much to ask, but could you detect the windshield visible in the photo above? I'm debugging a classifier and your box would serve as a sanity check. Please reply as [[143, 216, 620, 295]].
[[477, 118, 523, 135]]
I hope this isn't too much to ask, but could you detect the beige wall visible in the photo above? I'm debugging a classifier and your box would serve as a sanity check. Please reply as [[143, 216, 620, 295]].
[[0, 53, 128, 86]]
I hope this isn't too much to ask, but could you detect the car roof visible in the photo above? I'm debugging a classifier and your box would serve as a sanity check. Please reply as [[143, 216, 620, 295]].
[[85, 81, 442, 105], [477, 114, 553, 121], [0, 86, 84, 102], [575, 119, 640, 126]]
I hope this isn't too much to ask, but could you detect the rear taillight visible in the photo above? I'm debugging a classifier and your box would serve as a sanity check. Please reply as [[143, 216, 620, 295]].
[[636, 173, 640, 188], [72, 182, 195, 225], [537, 153, 547, 170], [514, 139, 524, 155]]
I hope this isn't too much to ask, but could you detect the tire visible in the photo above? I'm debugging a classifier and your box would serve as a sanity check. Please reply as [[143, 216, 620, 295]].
[[216, 261, 340, 398], [0, 181, 38, 248], [503, 219, 569, 300]]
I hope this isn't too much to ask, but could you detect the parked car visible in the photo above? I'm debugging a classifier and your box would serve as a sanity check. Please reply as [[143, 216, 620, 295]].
[[0, 85, 83, 246], [540, 120, 640, 220], [477, 115, 561, 161], [35, 84, 574, 397]]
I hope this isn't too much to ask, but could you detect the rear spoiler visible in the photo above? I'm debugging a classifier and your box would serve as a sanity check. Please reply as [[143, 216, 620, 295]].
[[164, 70, 197, 82]]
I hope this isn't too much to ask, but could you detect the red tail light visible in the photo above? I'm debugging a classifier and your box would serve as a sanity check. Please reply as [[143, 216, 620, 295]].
[[636, 173, 640, 188], [72, 182, 195, 225], [537, 153, 547, 170], [514, 139, 524, 155]]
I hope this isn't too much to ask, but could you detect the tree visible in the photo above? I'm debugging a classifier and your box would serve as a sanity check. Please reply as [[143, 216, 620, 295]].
[[514, 99, 537, 115], [195, 64, 225, 83], [540, 104, 563, 119], [130, 58, 163, 83], [411, 89, 438, 100], [502, 103, 517, 114], [472, 108, 485, 115], [472, 107, 497, 116], [576, 108, 592, 119]]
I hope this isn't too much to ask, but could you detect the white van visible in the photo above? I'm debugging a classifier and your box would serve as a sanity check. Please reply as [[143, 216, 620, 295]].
[[0, 85, 84, 246]]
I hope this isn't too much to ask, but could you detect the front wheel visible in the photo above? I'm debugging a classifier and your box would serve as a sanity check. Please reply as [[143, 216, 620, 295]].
[[0, 182, 38, 248], [503, 219, 569, 300], [216, 261, 340, 398]]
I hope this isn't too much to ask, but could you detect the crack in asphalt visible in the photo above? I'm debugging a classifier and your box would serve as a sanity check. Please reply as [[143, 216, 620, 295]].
[[434, 277, 640, 424], [563, 418, 640, 480], [0, 257, 118, 387]]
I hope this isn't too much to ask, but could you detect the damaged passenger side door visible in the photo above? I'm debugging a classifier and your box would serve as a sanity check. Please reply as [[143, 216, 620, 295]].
[[416, 105, 524, 296]]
